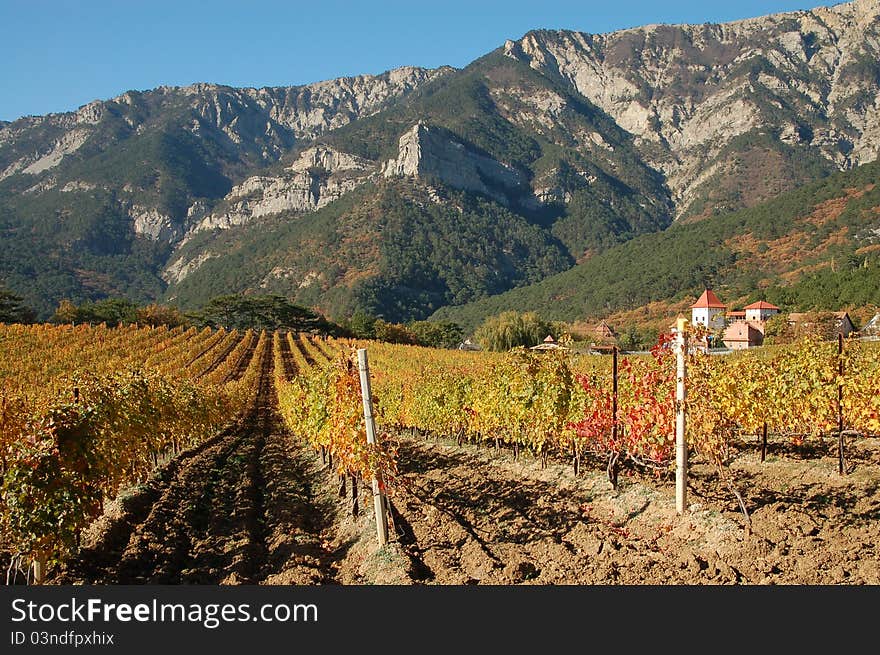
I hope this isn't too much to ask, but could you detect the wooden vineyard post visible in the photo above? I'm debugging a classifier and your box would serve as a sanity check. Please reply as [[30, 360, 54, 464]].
[[607, 345, 620, 488], [761, 422, 768, 463], [32, 552, 47, 585], [837, 333, 845, 476], [356, 348, 389, 546], [612, 344, 618, 454], [674, 317, 688, 515]]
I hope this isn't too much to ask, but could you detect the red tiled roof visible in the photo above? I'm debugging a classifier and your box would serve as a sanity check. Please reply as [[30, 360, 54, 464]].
[[744, 300, 780, 310], [691, 289, 726, 309], [728, 310, 746, 317]]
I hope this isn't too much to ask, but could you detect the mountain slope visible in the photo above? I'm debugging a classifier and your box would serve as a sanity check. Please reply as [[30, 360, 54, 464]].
[[0, 68, 451, 316], [161, 50, 677, 320], [320, 50, 674, 257], [505, 0, 880, 218], [164, 178, 573, 321], [431, 159, 880, 331]]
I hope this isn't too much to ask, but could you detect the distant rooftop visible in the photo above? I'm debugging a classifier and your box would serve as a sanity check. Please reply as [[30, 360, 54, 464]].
[[744, 300, 780, 310], [691, 289, 726, 309]]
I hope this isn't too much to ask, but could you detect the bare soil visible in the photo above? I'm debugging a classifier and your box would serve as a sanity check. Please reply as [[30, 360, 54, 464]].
[[384, 432, 880, 585]]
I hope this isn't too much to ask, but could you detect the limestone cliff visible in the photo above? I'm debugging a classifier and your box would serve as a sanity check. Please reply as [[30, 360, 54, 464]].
[[382, 122, 526, 204], [189, 146, 375, 234], [0, 65, 451, 241], [504, 0, 880, 216]]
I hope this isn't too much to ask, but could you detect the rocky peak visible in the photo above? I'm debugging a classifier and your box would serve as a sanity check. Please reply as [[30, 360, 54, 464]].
[[1, 65, 452, 185], [74, 100, 104, 125], [288, 145, 372, 173], [192, 65, 454, 141]]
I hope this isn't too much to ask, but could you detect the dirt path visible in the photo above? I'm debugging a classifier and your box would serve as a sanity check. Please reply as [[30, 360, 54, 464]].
[[57, 344, 354, 585], [292, 334, 319, 368], [276, 332, 298, 381], [194, 331, 245, 381], [388, 437, 640, 584], [387, 434, 880, 584]]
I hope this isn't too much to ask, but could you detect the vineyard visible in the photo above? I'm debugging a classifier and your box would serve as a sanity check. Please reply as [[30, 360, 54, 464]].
[[1, 323, 879, 584]]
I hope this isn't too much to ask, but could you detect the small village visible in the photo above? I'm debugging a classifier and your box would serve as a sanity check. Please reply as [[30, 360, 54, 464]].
[[455, 288, 880, 354], [573, 289, 880, 354]]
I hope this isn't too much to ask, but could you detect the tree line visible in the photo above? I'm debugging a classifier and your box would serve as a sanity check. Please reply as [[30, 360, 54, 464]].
[[6, 283, 864, 353]]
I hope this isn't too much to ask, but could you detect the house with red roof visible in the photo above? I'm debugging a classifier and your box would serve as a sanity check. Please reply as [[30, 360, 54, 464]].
[[723, 321, 765, 350], [690, 289, 782, 349], [723, 298, 781, 349], [744, 300, 781, 323]]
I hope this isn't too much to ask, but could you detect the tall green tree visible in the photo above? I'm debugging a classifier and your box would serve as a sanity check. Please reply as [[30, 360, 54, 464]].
[[136, 303, 189, 328], [0, 287, 36, 324], [473, 311, 555, 351], [189, 294, 340, 333], [407, 320, 465, 349]]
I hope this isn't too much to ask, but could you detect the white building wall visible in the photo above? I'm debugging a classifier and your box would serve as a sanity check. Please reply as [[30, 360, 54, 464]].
[[745, 308, 778, 322], [692, 307, 726, 330]]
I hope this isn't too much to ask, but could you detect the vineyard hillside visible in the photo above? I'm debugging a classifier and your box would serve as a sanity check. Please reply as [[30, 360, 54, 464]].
[[1, 324, 878, 585]]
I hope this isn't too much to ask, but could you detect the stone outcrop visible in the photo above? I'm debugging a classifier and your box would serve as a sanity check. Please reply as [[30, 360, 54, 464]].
[[0, 66, 451, 183], [188, 145, 374, 234], [1, 128, 91, 180], [241, 66, 454, 139], [129, 205, 178, 243], [382, 122, 525, 202], [162, 251, 216, 284]]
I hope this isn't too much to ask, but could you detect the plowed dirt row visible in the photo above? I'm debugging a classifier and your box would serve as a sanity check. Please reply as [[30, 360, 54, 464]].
[[194, 332, 245, 381], [276, 332, 298, 381], [58, 343, 352, 584]]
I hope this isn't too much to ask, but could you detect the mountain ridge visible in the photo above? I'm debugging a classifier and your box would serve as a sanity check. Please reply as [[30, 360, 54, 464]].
[[1, 0, 878, 322], [504, 0, 880, 218]]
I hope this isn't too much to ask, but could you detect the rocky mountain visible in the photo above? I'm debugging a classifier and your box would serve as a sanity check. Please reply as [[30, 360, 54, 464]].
[[0, 66, 450, 186], [504, 0, 880, 218], [183, 145, 374, 238], [0, 67, 451, 316], [161, 49, 673, 320], [1, 0, 878, 322]]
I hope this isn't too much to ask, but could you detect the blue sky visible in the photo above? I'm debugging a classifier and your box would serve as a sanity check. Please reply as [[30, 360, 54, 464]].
[[1, 0, 824, 122]]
